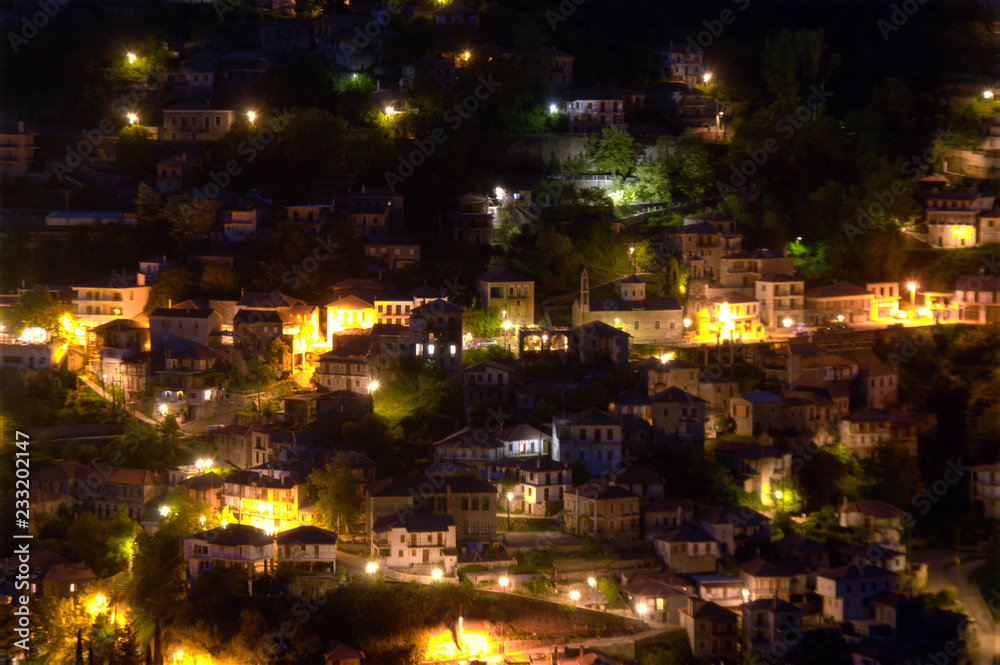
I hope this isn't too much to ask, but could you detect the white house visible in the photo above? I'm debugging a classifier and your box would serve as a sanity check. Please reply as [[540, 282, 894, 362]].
[[183, 524, 275, 589], [552, 408, 622, 477], [371, 512, 458, 571], [815, 564, 898, 622]]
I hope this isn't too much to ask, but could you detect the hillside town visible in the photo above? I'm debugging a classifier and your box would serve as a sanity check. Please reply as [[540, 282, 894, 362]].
[[1, 0, 998, 664]]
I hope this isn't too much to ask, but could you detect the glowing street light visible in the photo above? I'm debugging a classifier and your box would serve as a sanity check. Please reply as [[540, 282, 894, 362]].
[[917, 307, 928, 317], [742, 588, 750, 603], [462, 51, 470, 61], [366, 562, 378, 575], [159, 505, 170, 517], [431, 568, 443, 580], [127, 52, 136, 64], [588, 577, 596, 587], [384, 105, 395, 117], [247, 110, 257, 125], [549, 103, 558, 114], [837, 315, 844, 323], [683, 318, 691, 328], [986, 90, 994, 99], [570, 590, 580, 602], [703, 72, 712, 83], [158, 404, 168, 416], [506, 491, 514, 531], [907, 281, 918, 306], [498, 576, 509, 591], [126, 112, 138, 125], [173, 651, 183, 664], [86, 593, 109, 617], [636, 603, 648, 624], [369, 379, 380, 393], [495, 186, 505, 200], [199, 516, 205, 526], [782, 318, 793, 328]]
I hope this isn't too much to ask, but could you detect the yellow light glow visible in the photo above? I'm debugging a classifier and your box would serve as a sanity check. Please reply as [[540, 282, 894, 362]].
[[660, 352, 675, 364], [498, 576, 509, 588], [127, 52, 136, 64], [247, 110, 256, 124], [588, 577, 596, 587], [986, 90, 994, 99], [570, 590, 580, 601], [385, 105, 395, 117], [463, 51, 470, 61], [19, 327, 47, 343], [127, 113, 138, 125], [683, 318, 691, 328], [432, 569, 443, 580], [637, 603, 648, 615], [86, 593, 109, 616], [783, 318, 793, 328], [703, 72, 712, 83], [366, 562, 378, 574]]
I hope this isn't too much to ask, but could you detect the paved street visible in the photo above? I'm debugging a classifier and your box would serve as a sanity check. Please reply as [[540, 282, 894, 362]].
[[911, 548, 999, 664]]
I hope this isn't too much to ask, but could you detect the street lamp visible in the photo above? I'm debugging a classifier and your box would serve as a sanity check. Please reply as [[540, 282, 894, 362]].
[[498, 576, 509, 591], [173, 651, 183, 664], [549, 103, 558, 115], [703, 72, 712, 83], [588, 576, 596, 605], [126, 112, 138, 125], [742, 588, 750, 603], [907, 282, 917, 306], [369, 379, 380, 393], [247, 110, 256, 125], [366, 562, 378, 575], [570, 590, 580, 602], [385, 105, 395, 118], [782, 318, 793, 328], [127, 52, 136, 64], [985, 90, 994, 99], [431, 568, 443, 580], [636, 603, 647, 626], [506, 491, 514, 532], [159, 505, 170, 518]]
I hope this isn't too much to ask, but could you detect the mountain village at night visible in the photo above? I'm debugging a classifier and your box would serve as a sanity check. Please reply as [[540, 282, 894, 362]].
[[1, 0, 999, 663]]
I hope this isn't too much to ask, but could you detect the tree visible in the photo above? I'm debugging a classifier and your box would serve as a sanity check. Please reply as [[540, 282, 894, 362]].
[[117, 126, 156, 176], [586, 126, 635, 177], [113, 615, 142, 665], [666, 138, 713, 204], [143, 267, 198, 314], [631, 157, 671, 202], [597, 576, 621, 607], [164, 193, 214, 250], [199, 264, 240, 299], [310, 454, 363, 533], [9, 284, 61, 337], [463, 306, 502, 338]]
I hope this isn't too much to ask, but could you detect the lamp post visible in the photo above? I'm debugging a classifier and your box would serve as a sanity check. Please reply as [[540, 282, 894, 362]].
[[907, 282, 917, 307], [506, 491, 514, 532], [366, 561, 378, 576], [570, 590, 580, 603], [498, 576, 508, 592], [636, 603, 647, 627]]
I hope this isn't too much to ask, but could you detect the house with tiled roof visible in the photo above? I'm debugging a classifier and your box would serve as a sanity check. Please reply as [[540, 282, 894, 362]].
[[462, 358, 522, 414], [754, 272, 806, 329], [1, 550, 96, 598], [183, 524, 275, 587], [365, 475, 496, 552], [316, 337, 374, 393], [322, 639, 364, 665], [179, 471, 225, 509], [805, 282, 875, 326], [661, 218, 742, 282], [372, 513, 459, 570], [924, 187, 994, 248], [84, 467, 168, 520], [564, 483, 640, 544], [643, 356, 699, 396], [652, 525, 719, 573], [276, 525, 338, 575], [476, 267, 534, 327], [624, 572, 694, 624], [432, 426, 502, 473], [742, 598, 803, 658], [680, 600, 739, 662], [730, 391, 782, 437], [222, 469, 311, 532], [699, 505, 770, 556], [838, 499, 906, 548], [74, 272, 151, 331], [839, 409, 918, 458], [719, 248, 795, 291], [644, 498, 694, 534], [816, 564, 898, 622], [552, 408, 622, 476], [608, 467, 665, 502], [775, 532, 829, 569], [954, 274, 1000, 324], [573, 270, 684, 344], [739, 557, 808, 602], [651, 386, 707, 452], [712, 440, 791, 506], [507, 456, 572, 517]]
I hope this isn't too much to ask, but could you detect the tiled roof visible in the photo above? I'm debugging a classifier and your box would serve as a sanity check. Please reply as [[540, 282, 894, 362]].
[[477, 267, 531, 283]]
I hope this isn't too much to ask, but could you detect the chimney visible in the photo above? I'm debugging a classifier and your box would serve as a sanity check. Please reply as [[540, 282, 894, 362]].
[[136, 272, 146, 286]]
